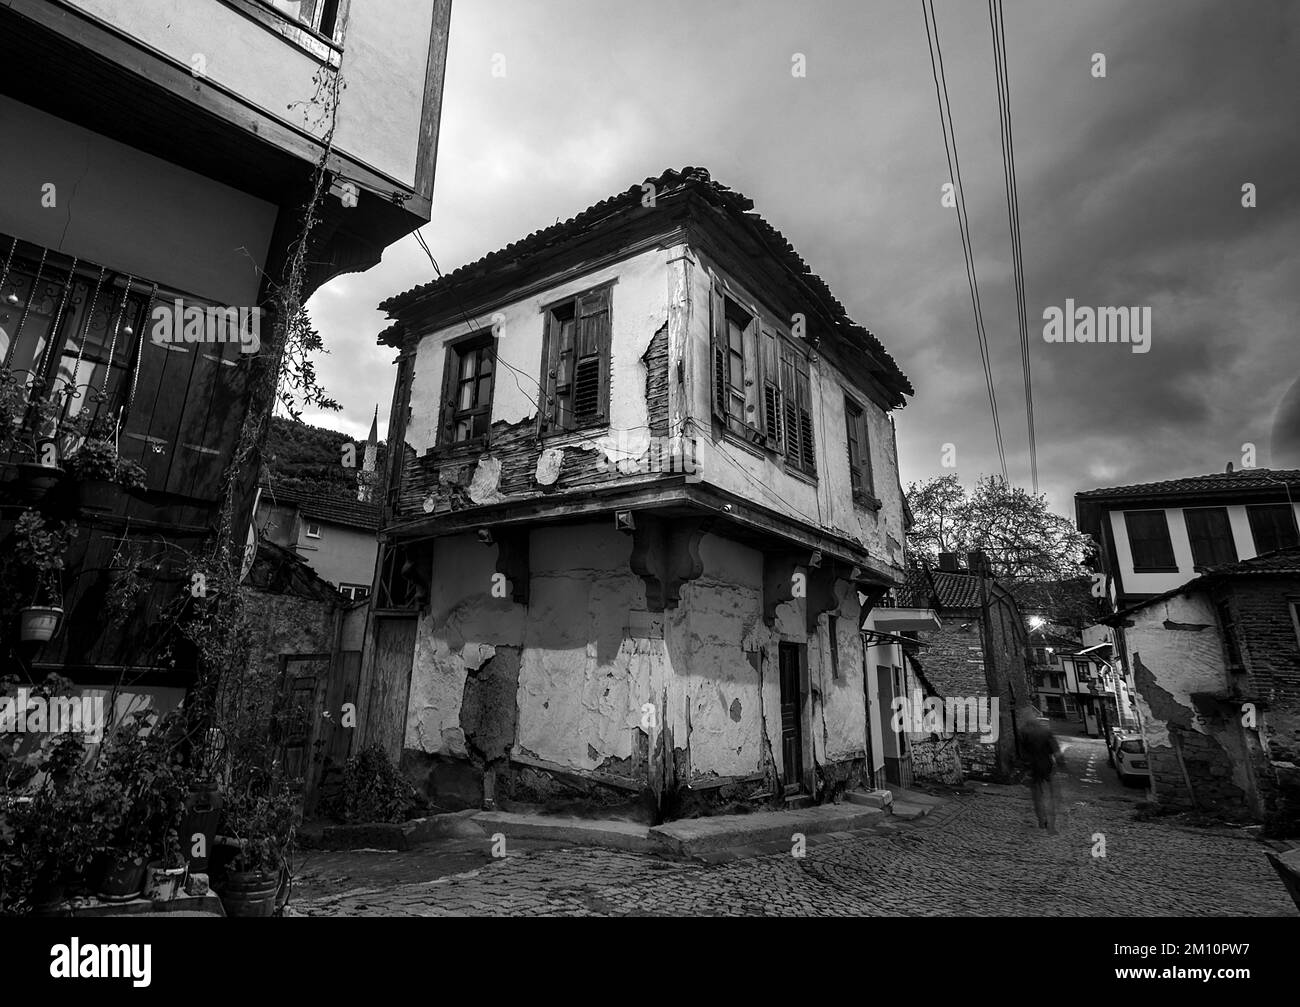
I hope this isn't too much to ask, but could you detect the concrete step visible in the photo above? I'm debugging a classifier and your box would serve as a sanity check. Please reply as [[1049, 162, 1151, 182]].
[[783, 793, 814, 810], [651, 803, 885, 856], [889, 800, 931, 821], [845, 789, 894, 810], [472, 811, 662, 854]]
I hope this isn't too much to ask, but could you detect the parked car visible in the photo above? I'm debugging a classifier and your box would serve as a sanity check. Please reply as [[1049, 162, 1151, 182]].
[[1106, 726, 1129, 766], [1114, 737, 1150, 786]]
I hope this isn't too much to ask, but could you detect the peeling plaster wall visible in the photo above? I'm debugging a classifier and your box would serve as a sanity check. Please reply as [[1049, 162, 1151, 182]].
[[401, 524, 851, 799], [1123, 593, 1259, 813], [685, 250, 907, 569]]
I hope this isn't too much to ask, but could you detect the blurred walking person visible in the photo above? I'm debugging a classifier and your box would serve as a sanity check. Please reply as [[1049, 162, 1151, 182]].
[[1018, 709, 1066, 834]]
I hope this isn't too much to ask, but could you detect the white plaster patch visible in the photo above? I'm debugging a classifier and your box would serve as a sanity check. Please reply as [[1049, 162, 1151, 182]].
[[461, 641, 497, 672], [534, 447, 564, 485], [467, 456, 503, 503]]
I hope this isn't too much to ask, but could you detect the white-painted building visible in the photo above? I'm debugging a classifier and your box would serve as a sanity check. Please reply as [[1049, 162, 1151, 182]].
[[359, 168, 915, 815]]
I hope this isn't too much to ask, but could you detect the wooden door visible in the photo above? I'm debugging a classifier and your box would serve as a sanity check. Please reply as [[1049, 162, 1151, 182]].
[[366, 617, 417, 762], [778, 642, 804, 792]]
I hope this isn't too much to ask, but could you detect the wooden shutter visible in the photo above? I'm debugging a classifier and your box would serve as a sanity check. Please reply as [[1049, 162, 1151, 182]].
[[119, 308, 200, 489], [760, 326, 781, 448], [573, 287, 610, 425], [439, 343, 458, 444], [709, 274, 727, 424], [780, 342, 800, 469], [788, 347, 814, 475], [845, 401, 862, 493]]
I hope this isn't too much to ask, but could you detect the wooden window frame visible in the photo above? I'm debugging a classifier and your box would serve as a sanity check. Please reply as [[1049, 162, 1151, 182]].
[[1183, 506, 1237, 569], [707, 268, 818, 478], [539, 282, 613, 437], [1124, 509, 1178, 572], [437, 328, 497, 450], [844, 396, 877, 506], [1246, 503, 1300, 556]]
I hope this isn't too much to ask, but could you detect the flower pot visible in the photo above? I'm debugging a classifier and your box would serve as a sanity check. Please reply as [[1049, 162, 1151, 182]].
[[19, 605, 63, 642], [14, 462, 63, 503], [76, 477, 122, 512], [180, 781, 223, 873], [97, 854, 147, 903], [216, 869, 281, 917], [143, 862, 187, 902]]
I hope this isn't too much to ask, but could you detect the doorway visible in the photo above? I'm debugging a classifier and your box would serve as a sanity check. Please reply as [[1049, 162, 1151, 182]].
[[778, 642, 805, 792]]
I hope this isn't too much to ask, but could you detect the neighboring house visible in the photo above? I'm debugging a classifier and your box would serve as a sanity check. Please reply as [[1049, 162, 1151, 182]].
[[0, 2, 451, 699], [891, 554, 1033, 780], [1076, 467, 1300, 611], [255, 487, 380, 598], [256, 412, 383, 597], [360, 166, 915, 817], [1100, 546, 1300, 822]]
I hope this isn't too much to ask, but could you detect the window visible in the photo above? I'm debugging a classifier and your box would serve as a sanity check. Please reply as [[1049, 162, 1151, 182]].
[[440, 332, 495, 445], [541, 285, 611, 434], [1246, 504, 1299, 555], [709, 274, 815, 474], [339, 583, 370, 601], [1216, 600, 1243, 670], [304, 521, 321, 539], [1184, 507, 1237, 568], [844, 398, 873, 500], [711, 291, 761, 437], [269, 0, 342, 38], [1124, 510, 1177, 571], [780, 339, 815, 476]]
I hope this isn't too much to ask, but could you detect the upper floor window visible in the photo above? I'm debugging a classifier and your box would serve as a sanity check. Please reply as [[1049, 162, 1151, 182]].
[[440, 331, 495, 446], [1184, 507, 1237, 568], [1246, 503, 1299, 556], [304, 521, 322, 539], [339, 583, 370, 601], [541, 285, 611, 434], [844, 398, 873, 501], [269, 0, 342, 39], [1124, 510, 1176, 571], [709, 274, 815, 476]]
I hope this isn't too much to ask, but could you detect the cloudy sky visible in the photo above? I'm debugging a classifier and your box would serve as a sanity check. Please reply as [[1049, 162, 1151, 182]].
[[305, 0, 1300, 515]]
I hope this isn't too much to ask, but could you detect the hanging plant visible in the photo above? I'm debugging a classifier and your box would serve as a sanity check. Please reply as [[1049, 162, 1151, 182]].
[[12, 509, 75, 641]]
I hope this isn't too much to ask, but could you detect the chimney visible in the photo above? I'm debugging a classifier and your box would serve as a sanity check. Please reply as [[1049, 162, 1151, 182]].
[[938, 552, 961, 572], [967, 550, 989, 574]]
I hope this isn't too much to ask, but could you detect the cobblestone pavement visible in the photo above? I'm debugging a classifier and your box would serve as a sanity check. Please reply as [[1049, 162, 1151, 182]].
[[291, 734, 1297, 917]]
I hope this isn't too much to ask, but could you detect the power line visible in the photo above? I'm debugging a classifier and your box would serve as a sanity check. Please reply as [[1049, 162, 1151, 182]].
[[922, 0, 1009, 485], [989, 0, 1038, 494]]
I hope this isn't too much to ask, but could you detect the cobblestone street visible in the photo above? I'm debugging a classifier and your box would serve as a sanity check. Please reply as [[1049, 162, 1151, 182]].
[[290, 735, 1297, 917]]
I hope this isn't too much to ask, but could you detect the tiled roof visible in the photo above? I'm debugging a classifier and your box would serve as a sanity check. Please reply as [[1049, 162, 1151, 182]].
[[377, 166, 913, 402], [1076, 468, 1300, 500], [1200, 545, 1300, 578], [262, 485, 381, 531], [1103, 546, 1300, 622], [896, 569, 985, 611]]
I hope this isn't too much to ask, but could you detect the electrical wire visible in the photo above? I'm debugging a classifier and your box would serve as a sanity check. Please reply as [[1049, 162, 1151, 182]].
[[923, 0, 1009, 485], [989, 0, 1038, 494]]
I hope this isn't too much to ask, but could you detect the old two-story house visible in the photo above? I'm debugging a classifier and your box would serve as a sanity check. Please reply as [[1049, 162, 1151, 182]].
[[358, 167, 914, 818], [1080, 468, 1300, 822], [0, 0, 452, 715], [1076, 467, 1300, 611]]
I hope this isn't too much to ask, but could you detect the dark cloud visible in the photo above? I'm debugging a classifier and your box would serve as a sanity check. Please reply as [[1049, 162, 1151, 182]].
[[305, 0, 1300, 513]]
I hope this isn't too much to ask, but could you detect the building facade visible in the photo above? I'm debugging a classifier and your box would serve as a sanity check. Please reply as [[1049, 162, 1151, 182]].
[[360, 167, 915, 817], [0, 1, 451, 701], [1101, 548, 1300, 823]]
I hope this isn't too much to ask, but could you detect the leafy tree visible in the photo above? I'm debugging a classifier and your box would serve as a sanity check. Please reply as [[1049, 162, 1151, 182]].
[[905, 474, 1099, 624]]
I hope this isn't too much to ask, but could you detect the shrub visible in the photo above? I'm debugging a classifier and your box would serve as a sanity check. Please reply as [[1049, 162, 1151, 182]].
[[335, 745, 421, 824]]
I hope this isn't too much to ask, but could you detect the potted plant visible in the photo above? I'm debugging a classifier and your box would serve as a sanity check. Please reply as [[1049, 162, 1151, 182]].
[[12, 510, 74, 642], [66, 435, 145, 510], [213, 788, 296, 917], [143, 829, 188, 902], [9, 380, 66, 503]]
